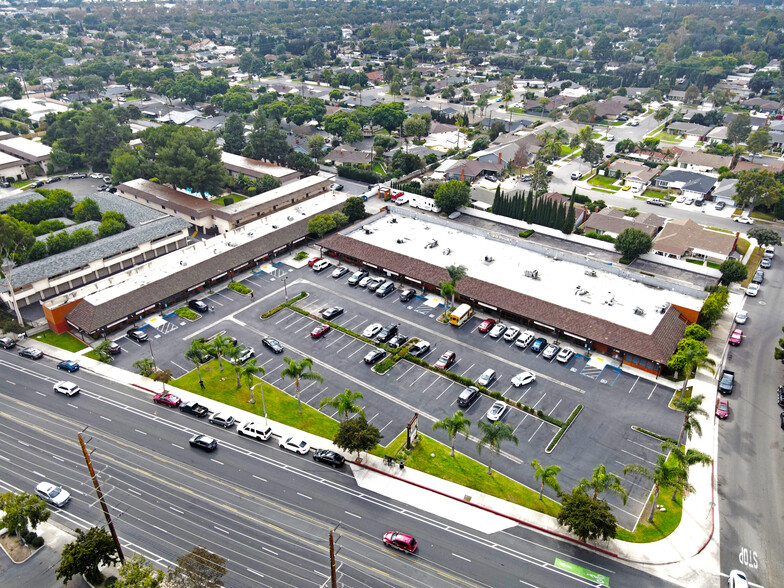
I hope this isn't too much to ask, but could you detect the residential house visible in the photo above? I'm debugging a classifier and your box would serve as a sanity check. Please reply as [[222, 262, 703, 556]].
[[712, 178, 738, 206], [724, 112, 768, 130], [473, 136, 539, 168], [742, 98, 781, 114], [677, 150, 733, 174], [652, 219, 737, 263], [325, 147, 372, 165], [655, 169, 716, 200], [667, 122, 713, 141], [607, 159, 660, 191], [436, 159, 503, 182], [591, 99, 626, 120], [582, 208, 664, 239]]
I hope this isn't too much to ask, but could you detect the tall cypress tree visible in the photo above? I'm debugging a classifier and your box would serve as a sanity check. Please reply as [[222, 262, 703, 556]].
[[525, 193, 534, 223], [492, 185, 502, 213], [563, 197, 576, 234]]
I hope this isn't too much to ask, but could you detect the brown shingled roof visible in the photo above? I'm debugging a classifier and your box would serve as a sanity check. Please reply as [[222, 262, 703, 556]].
[[319, 234, 686, 364]]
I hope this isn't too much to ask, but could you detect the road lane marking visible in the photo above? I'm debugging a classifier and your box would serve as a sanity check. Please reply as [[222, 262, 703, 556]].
[[169, 506, 184, 514], [297, 492, 312, 500], [100, 415, 112, 421], [452, 553, 471, 562], [262, 547, 278, 556], [52, 455, 64, 462], [134, 429, 147, 435], [210, 459, 224, 465], [18, 440, 29, 447], [213, 525, 230, 534], [247, 569, 265, 578], [344, 511, 361, 519], [127, 487, 142, 496], [252, 475, 267, 483]]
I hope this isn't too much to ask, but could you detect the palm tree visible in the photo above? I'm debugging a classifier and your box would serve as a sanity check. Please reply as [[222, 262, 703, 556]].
[[530, 459, 561, 500], [446, 264, 467, 312], [678, 347, 715, 400], [280, 356, 324, 414], [432, 411, 471, 457], [319, 388, 365, 421], [207, 334, 232, 372], [224, 344, 246, 389], [184, 340, 206, 385], [672, 394, 708, 446], [553, 127, 569, 144], [438, 281, 454, 322], [661, 440, 712, 501], [537, 130, 554, 144], [624, 454, 689, 523], [575, 464, 628, 505], [477, 94, 489, 118], [476, 420, 519, 475], [240, 358, 265, 403], [93, 340, 114, 364]]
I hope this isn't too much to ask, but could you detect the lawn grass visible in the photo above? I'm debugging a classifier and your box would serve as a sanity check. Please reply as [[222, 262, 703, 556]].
[[741, 250, 763, 287], [750, 210, 776, 221], [373, 432, 562, 517], [170, 359, 340, 439], [174, 307, 200, 321], [706, 261, 721, 269], [652, 131, 681, 143], [372, 163, 385, 175], [685, 258, 704, 266], [559, 144, 576, 156], [33, 330, 88, 352], [615, 481, 682, 543], [735, 238, 750, 257], [588, 175, 619, 189]]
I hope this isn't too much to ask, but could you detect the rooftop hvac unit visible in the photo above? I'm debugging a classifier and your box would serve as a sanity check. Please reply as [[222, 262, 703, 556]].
[[634, 307, 645, 316], [425, 239, 438, 249], [584, 269, 597, 277], [524, 269, 538, 279]]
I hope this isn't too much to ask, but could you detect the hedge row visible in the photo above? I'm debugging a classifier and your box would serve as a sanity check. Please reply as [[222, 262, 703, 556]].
[[260, 291, 307, 319], [631, 425, 677, 445], [546, 404, 583, 452], [228, 281, 252, 295], [337, 165, 381, 184]]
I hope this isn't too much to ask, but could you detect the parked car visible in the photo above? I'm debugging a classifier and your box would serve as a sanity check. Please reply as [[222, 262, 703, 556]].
[[358, 276, 373, 288], [68, 172, 87, 179], [313, 449, 345, 467], [542, 344, 560, 360], [227, 346, 255, 365], [312, 259, 330, 272], [362, 323, 383, 338], [777, 386, 784, 408], [45, 176, 62, 184], [382, 531, 417, 554], [735, 310, 748, 324], [310, 324, 331, 338], [105, 341, 121, 355], [647, 198, 668, 207], [329, 183, 344, 191], [387, 334, 409, 349], [332, 266, 349, 279], [511, 371, 536, 387], [188, 299, 209, 313], [486, 401, 509, 422], [179, 401, 208, 417], [375, 324, 398, 343], [746, 283, 760, 296], [399, 288, 416, 302], [764, 245, 775, 259], [209, 412, 235, 428], [556, 348, 575, 363], [714, 201, 726, 210], [476, 368, 496, 387], [238, 421, 272, 441], [348, 270, 368, 286], [279, 436, 310, 454], [53, 381, 80, 396], [367, 277, 385, 292], [760, 257, 772, 269], [457, 386, 481, 408], [488, 323, 507, 338], [262, 337, 284, 354], [729, 329, 743, 346], [18, 347, 43, 359], [684, 198, 695, 205], [307, 257, 322, 267], [189, 434, 218, 452], [515, 331, 535, 349], [434, 351, 456, 369], [409, 340, 430, 357], [531, 337, 548, 353], [503, 326, 520, 342], [36, 482, 71, 507], [570, 171, 581, 180], [735, 216, 754, 224], [752, 269, 764, 284], [716, 398, 729, 419], [57, 360, 80, 372], [478, 318, 496, 333], [321, 306, 344, 320], [376, 281, 397, 297], [363, 348, 386, 365], [0, 336, 16, 349], [154, 392, 181, 407], [127, 328, 148, 343]]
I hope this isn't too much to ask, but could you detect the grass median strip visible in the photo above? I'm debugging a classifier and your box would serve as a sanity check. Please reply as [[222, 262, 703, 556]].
[[174, 307, 199, 321], [34, 330, 88, 352]]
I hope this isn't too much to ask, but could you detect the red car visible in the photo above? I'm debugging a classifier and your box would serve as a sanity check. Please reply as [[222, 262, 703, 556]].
[[153, 392, 181, 407], [478, 318, 496, 333], [716, 398, 729, 419], [382, 531, 417, 554], [307, 257, 322, 267], [434, 351, 456, 369], [729, 329, 743, 346], [310, 323, 331, 339]]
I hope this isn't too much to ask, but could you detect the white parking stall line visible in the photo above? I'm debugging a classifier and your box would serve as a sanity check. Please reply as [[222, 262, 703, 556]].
[[336, 339, 357, 354], [170, 361, 188, 375], [629, 439, 662, 454], [503, 385, 513, 396], [459, 363, 475, 377], [295, 322, 313, 334], [260, 356, 278, 368], [396, 365, 415, 381], [421, 377, 440, 394], [547, 398, 562, 417], [647, 384, 659, 400], [628, 376, 640, 394], [516, 388, 531, 403], [409, 370, 429, 388], [347, 345, 366, 359], [377, 419, 394, 433], [325, 333, 346, 348], [435, 381, 456, 400], [621, 449, 658, 467], [528, 420, 546, 443], [275, 313, 296, 325], [367, 412, 380, 423]]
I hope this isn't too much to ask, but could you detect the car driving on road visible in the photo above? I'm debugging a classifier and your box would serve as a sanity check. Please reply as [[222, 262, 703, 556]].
[[313, 449, 345, 467], [54, 381, 81, 396], [382, 531, 417, 554], [209, 412, 235, 428], [189, 434, 218, 452], [18, 347, 43, 359], [36, 482, 71, 507]]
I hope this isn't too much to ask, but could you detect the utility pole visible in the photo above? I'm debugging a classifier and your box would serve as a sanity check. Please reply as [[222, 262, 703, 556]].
[[329, 531, 337, 588], [78, 432, 125, 564]]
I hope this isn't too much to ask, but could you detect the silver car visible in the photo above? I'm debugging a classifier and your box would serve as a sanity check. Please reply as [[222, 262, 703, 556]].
[[209, 412, 236, 428], [36, 482, 71, 507], [476, 368, 496, 387]]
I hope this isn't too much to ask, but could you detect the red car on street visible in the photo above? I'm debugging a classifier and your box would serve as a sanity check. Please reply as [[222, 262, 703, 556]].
[[382, 531, 417, 554], [729, 329, 743, 346], [478, 318, 496, 333], [154, 392, 181, 407], [310, 323, 331, 339], [716, 398, 729, 419], [308, 257, 322, 267]]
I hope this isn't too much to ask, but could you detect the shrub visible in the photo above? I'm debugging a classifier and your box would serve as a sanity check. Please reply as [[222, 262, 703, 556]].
[[337, 165, 381, 184], [519, 229, 534, 238], [228, 282, 252, 295], [223, 196, 234, 206], [24, 531, 37, 544], [585, 231, 616, 243], [30, 536, 44, 549], [104, 577, 117, 588], [294, 251, 308, 261]]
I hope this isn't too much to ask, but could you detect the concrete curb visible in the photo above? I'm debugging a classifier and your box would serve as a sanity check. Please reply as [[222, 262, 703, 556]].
[[0, 531, 40, 565]]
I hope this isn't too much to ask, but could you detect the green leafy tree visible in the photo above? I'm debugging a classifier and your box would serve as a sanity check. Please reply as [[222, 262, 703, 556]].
[[433, 180, 470, 214], [775, 326, 784, 364], [343, 197, 366, 223], [432, 410, 471, 457], [223, 344, 248, 389], [476, 420, 519, 475], [718, 259, 748, 285], [56, 527, 119, 585], [733, 170, 783, 211], [614, 227, 653, 261], [280, 356, 324, 414], [307, 134, 326, 159], [575, 464, 628, 504], [0, 491, 50, 536], [683, 324, 711, 341], [530, 460, 561, 500], [6, 78, 22, 99], [331, 211, 348, 229], [244, 110, 292, 164], [152, 368, 173, 392], [73, 198, 102, 223], [133, 357, 155, 377], [672, 394, 708, 447], [78, 106, 131, 172], [747, 128, 771, 160], [667, 338, 715, 400], [97, 218, 125, 238], [372, 102, 407, 132], [0, 217, 35, 324], [333, 414, 382, 459], [556, 488, 617, 542], [727, 113, 751, 148], [239, 357, 265, 403], [697, 286, 729, 329], [747, 227, 783, 251], [222, 113, 246, 155], [661, 440, 712, 501], [320, 388, 365, 421], [624, 455, 689, 523], [109, 146, 142, 183], [531, 160, 550, 195], [114, 555, 165, 588], [307, 214, 337, 238], [165, 546, 227, 588]]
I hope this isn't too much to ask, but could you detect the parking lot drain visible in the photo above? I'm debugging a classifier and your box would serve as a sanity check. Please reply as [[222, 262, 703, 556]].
[[600, 379, 608, 385], [570, 368, 577, 372]]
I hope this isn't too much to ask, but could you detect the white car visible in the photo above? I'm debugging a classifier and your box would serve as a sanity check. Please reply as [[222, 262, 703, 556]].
[[279, 436, 310, 455], [556, 347, 575, 363], [735, 310, 748, 324], [727, 570, 748, 588], [312, 259, 330, 272], [515, 331, 535, 349], [542, 343, 560, 360], [486, 401, 509, 422], [394, 195, 409, 205], [735, 216, 754, 224], [53, 381, 80, 396], [746, 283, 760, 297], [329, 183, 344, 191], [503, 326, 520, 342], [488, 323, 507, 338], [476, 368, 496, 387], [630, 120, 639, 127], [606, 134, 615, 141], [331, 266, 349, 279], [570, 171, 581, 180], [511, 371, 536, 387], [238, 421, 272, 441], [675, 195, 686, 203], [89, 173, 103, 179], [36, 482, 71, 507], [362, 323, 383, 338], [358, 276, 373, 288]]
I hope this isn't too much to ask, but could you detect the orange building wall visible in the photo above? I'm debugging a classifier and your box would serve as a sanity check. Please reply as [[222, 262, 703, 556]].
[[43, 299, 82, 334], [671, 303, 700, 325]]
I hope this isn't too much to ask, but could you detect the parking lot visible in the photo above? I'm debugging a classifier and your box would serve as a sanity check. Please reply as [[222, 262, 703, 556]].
[[103, 256, 681, 530]]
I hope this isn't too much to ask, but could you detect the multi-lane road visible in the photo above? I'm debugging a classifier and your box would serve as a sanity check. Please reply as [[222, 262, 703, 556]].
[[0, 349, 680, 587]]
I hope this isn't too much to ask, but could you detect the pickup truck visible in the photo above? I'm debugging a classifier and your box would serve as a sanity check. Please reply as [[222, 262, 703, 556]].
[[718, 369, 735, 394]]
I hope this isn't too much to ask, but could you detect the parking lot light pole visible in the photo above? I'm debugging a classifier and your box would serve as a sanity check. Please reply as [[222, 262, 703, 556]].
[[283, 275, 289, 303]]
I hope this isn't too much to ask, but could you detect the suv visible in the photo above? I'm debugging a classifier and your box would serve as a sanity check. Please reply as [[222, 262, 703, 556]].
[[376, 281, 396, 297], [515, 331, 535, 349], [188, 299, 209, 313], [457, 386, 481, 408], [348, 270, 368, 286], [570, 171, 581, 180], [238, 421, 272, 441], [375, 324, 398, 343], [531, 337, 548, 353]]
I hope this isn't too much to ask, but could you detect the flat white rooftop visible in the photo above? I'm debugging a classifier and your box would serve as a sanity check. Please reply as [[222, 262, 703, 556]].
[[221, 151, 295, 179], [349, 212, 703, 335], [220, 173, 332, 215], [0, 136, 52, 158]]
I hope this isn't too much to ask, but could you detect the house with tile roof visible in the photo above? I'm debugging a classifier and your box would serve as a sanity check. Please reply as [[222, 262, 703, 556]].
[[676, 150, 733, 173], [582, 208, 665, 238], [655, 169, 717, 200], [652, 219, 737, 263]]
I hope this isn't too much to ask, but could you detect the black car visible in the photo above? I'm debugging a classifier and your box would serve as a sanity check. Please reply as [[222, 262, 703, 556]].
[[0, 337, 16, 350], [45, 176, 61, 184], [30, 181, 45, 188], [321, 306, 344, 320], [399, 289, 416, 303], [179, 401, 209, 418], [19, 347, 43, 359], [188, 299, 209, 313], [387, 334, 409, 349], [363, 348, 386, 365], [127, 328, 149, 343], [752, 270, 764, 284], [313, 449, 346, 467], [189, 434, 217, 451], [375, 324, 398, 343], [262, 337, 284, 354], [457, 386, 481, 408], [777, 386, 784, 408], [106, 341, 121, 355]]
